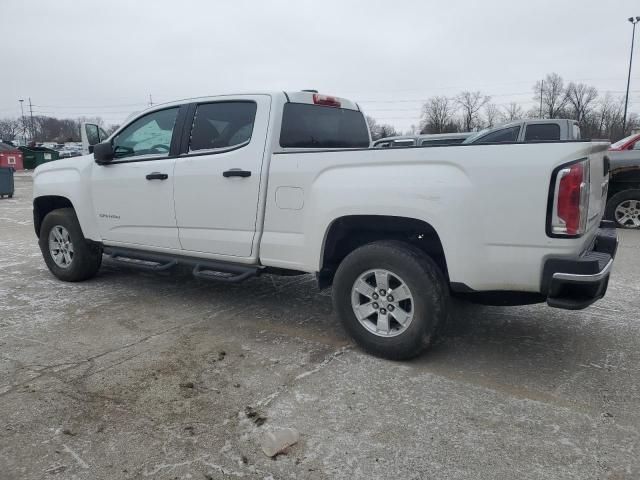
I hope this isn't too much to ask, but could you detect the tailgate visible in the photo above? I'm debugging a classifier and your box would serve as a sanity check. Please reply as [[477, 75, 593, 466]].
[[586, 142, 611, 231]]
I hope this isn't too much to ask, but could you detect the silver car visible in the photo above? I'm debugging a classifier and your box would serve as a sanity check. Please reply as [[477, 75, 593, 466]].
[[373, 132, 473, 148]]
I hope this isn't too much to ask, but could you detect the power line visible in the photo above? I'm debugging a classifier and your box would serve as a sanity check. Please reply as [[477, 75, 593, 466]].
[[31, 102, 148, 109], [339, 76, 640, 96], [31, 109, 137, 115]]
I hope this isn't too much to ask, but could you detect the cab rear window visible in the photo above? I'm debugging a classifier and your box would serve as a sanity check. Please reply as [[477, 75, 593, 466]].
[[524, 124, 561, 141], [279, 103, 370, 148]]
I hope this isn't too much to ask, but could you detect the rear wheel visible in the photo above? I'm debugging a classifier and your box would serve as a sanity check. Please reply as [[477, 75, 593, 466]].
[[606, 189, 640, 229], [332, 240, 449, 360], [39, 208, 102, 281]]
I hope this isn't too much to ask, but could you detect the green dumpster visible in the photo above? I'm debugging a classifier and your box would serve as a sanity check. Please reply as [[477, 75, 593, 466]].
[[18, 146, 60, 170]]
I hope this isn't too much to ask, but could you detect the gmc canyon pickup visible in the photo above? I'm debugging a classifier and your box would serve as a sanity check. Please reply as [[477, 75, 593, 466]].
[[33, 91, 617, 359]]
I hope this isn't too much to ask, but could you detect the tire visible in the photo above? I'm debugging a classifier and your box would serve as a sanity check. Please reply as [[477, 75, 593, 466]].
[[39, 208, 102, 282], [332, 240, 449, 360], [605, 189, 640, 229]]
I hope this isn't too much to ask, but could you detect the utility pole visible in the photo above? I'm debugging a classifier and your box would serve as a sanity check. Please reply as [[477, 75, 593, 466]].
[[149, 94, 153, 107], [623, 16, 639, 134], [539, 80, 544, 118], [28, 97, 35, 143], [19, 99, 26, 144]]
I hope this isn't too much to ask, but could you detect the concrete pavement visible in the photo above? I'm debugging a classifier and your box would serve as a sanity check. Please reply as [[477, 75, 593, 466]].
[[1, 174, 639, 479]]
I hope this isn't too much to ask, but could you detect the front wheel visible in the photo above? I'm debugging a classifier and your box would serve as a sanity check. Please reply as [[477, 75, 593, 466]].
[[606, 189, 640, 229], [332, 240, 449, 360], [39, 208, 102, 282]]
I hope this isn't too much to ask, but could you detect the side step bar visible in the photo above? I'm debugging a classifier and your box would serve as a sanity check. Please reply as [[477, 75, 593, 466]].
[[103, 247, 260, 283]]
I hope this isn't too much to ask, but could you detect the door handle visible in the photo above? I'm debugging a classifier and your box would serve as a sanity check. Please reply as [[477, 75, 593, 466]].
[[146, 172, 168, 180], [223, 169, 251, 178]]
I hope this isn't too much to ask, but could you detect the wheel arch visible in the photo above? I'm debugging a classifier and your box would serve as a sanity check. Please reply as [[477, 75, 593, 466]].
[[608, 169, 640, 197], [33, 196, 75, 237], [318, 215, 448, 289]]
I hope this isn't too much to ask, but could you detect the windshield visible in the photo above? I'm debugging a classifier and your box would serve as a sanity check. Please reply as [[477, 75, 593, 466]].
[[611, 134, 638, 149]]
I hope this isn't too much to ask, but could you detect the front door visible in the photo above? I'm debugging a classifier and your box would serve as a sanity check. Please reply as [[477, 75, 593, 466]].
[[91, 106, 182, 250], [173, 95, 271, 257]]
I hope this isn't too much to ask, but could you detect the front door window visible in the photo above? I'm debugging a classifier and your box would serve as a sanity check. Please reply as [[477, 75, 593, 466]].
[[112, 108, 179, 159]]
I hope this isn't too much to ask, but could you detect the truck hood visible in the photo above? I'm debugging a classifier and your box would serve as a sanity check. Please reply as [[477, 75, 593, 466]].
[[33, 154, 94, 178]]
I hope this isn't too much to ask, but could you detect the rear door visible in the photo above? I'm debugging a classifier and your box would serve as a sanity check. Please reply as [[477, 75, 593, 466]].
[[173, 95, 271, 257]]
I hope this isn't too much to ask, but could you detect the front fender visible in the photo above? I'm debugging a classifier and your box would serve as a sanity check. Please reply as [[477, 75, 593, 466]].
[[33, 155, 101, 241]]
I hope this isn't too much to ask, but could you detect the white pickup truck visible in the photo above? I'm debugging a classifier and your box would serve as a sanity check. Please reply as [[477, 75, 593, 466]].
[[33, 91, 618, 359]]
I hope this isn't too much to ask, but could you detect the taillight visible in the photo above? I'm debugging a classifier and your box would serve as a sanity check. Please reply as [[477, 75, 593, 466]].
[[549, 159, 590, 236], [313, 93, 341, 108]]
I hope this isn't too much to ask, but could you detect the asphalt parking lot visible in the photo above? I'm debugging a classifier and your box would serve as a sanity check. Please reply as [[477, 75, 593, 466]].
[[1, 173, 639, 480]]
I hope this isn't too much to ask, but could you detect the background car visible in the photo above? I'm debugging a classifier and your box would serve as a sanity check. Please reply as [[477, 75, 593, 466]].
[[606, 133, 640, 229], [373, 132, 472, 148], [463, 119, 581, 144]]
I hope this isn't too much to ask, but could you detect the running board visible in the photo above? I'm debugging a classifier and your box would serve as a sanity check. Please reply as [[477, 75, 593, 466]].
[[103, 247, 259, 283], [109, 253, 178, 272], [192, 265, 257, 283]]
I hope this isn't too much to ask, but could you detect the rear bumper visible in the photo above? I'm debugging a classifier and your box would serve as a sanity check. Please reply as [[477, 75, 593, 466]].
[[542, 220, 618, 310]]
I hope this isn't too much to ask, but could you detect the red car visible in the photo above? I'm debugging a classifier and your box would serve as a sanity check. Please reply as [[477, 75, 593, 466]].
[[609, 133, 640, 151], [606, 133, 640, 229]]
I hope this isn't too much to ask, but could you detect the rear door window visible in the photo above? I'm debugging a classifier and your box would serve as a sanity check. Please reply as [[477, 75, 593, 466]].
[[189, 101, 257, 151], [524, 124, 561, 141], [474, 126, 520, 144], [280, 103, 370, 148]]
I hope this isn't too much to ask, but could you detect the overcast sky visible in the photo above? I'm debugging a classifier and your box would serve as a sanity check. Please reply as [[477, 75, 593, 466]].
[[1, 0, 639, 132]]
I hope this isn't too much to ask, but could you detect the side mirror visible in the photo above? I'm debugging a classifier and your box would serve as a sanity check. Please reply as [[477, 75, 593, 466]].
[[93, 142, 114, 164]]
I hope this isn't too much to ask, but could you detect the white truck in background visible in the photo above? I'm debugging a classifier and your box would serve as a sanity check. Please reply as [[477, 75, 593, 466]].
[[33, 91, 617, 359], [463, 118, 582, 144]]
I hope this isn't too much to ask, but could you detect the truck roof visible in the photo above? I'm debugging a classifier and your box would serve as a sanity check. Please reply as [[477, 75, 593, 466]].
[[124, 91, 360, 123]]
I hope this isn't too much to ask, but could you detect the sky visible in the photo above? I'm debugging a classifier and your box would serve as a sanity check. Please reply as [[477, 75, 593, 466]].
[[1, 0, 639, 133]]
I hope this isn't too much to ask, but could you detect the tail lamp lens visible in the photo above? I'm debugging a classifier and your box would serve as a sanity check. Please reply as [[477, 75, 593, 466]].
[[550, 159, 590, 236]]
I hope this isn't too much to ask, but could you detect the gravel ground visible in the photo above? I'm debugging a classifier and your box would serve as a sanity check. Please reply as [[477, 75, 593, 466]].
[[1, 173, 639, 480]]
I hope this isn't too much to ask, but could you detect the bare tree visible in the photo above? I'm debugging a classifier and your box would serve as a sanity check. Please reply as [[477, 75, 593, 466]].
[[533, 73, 568, 119], [591, 93, 625, 140], [420, 96, 458, 134], [565, 82, 598, 124], [405, 124, 420, 135], [0, 118, 21, 141], [483, 103, 500, 128], [365, 115, 398, 141], [502, 102, 524, 122], [104, 124, 120, 135], [0, 115, 112, 143], [456, 91, 490, 131]]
